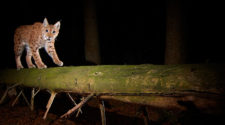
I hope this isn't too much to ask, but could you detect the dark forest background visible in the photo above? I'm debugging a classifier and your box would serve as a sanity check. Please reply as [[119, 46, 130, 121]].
[[0, 0, 224, 69], [0, 0, 225, 125]]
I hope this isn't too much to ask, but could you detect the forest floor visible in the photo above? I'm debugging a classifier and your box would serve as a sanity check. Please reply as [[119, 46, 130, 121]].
[[0, 103, 145, 125], [0, 94, 145, 125], [0, 85, 145, 125], [1, 100, 224, 125], [0, 104, 86, 125], [0, 104, 78, 125], [0, 87, 224, 125]]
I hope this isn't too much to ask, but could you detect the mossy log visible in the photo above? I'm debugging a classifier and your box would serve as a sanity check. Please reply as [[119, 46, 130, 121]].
[[0, 64, 225, 110]]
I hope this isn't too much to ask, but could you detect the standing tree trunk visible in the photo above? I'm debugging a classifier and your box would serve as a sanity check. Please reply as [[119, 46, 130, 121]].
[[84, 0, 101, 65], [165, 0, 186, 64]]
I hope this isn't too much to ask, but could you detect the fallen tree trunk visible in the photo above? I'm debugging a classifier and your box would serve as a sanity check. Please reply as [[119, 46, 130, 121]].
[[0, 64, 225, 110]]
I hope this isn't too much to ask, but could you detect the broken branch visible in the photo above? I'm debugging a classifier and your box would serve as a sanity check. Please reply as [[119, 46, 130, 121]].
[[61, 93, 94, 118], [67, 93, 83, 117], [99, 100, 106, 125], [43, 91, 57, 119]]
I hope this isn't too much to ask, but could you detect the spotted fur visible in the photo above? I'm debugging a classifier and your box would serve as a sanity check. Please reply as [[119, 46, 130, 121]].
[[14, 18, 63, 70]]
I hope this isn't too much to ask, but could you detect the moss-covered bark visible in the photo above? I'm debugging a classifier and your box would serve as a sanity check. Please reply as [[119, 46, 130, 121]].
[[0, 64, 225, 110]]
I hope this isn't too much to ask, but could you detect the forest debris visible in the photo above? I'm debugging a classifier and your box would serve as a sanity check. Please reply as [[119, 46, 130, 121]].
[[43, 91, 57, 119], [61, 93, 94, 118]]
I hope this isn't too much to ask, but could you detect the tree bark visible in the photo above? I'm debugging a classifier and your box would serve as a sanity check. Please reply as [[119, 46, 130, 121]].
[[0, 64, 225, 110]]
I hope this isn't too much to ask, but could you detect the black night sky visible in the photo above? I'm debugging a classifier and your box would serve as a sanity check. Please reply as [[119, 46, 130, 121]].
[[0, 0, 224, 69]]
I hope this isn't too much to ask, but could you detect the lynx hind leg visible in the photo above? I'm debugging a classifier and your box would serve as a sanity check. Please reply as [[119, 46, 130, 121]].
[[14, 43, 25, 70], [26, 46, 36, 68]]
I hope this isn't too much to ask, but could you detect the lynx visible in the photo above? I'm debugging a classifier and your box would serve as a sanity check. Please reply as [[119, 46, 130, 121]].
[[14, 18, 63, 70]]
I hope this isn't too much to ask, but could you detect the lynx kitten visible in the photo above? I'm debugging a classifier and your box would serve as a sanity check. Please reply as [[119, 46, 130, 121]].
[[14, 18, 63, 70]]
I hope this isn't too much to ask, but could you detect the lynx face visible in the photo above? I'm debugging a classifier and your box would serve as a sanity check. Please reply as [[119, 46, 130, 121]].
[[42, 19, 60, 42]]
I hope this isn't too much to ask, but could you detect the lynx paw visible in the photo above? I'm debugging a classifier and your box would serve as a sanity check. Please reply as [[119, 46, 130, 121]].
[[17, 65, 24, 70], [28, 64, 36, 69], [58, 61, 63, 66], [37, 64, 47, 69], [55, 60, 63, 66]]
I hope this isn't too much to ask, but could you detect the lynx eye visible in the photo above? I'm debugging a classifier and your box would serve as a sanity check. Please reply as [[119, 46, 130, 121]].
[[46, 29, 48, 32], [52, 31, 56, 33]]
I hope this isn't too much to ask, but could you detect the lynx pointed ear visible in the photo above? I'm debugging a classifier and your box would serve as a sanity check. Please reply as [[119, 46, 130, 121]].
[[43, 18, 49, 27], [54, 21, 60, 30]]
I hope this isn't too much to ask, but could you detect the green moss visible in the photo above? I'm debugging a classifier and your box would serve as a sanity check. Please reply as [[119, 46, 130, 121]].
[[1, 64, 225, 94]]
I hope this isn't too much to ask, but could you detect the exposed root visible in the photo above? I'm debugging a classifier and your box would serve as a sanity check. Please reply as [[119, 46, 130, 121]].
[[60, 93, 94, 118], [43, 91, 57, 119]]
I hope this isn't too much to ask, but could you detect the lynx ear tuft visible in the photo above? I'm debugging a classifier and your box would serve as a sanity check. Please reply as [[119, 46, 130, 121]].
[[54, 21, 61, 30], [43, 18, 49, 27]]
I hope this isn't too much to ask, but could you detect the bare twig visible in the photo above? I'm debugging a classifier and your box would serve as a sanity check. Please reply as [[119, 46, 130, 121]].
[[11, 89, 30, 107], [21, 90, 30, 106], [30, 88, 35, 111], [99, 100, 106, 125], [34, 88, 40, 96], [30, 88, 40, 111], [143, 106, 150, 125], [43, 91, 57, 119], [11, 90, 22, 107], [0, 90, 8, 104], [60, 93, 94, 118], [0, 89, 10, 104], [67, 93, 83, 117], [0, 84, 19, 104]]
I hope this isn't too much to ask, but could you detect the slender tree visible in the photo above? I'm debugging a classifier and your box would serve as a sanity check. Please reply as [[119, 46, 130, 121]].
[[84, 0, 101, 64], [165, 0, 186, 64]]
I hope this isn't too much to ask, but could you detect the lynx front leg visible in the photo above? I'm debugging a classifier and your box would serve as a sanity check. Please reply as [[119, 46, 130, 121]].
[[31, 48, 47, 69], [48, 50, 63, 66], [45, 43, 63, 66]]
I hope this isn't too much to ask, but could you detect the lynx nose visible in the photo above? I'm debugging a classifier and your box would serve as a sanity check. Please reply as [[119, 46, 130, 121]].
[[44, 35, 52, 41], [47, 37, 52, 41]]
